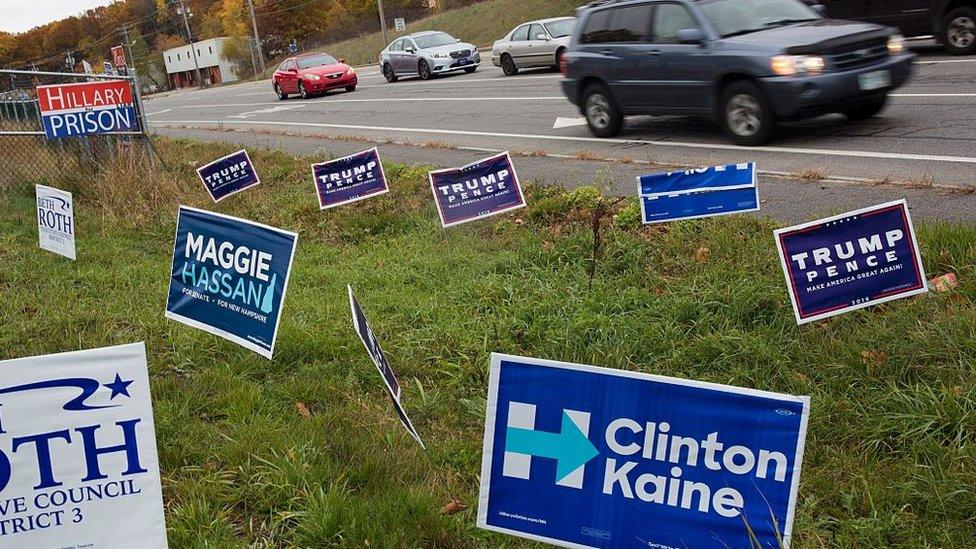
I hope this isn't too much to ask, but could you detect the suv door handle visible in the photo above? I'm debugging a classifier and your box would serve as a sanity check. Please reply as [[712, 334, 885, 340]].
[[647, 50, 661, 55], [598, 49, 615, 55]]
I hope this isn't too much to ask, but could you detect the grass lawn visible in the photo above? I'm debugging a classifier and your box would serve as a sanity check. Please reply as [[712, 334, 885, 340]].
[[1, 137, 975, 547], [296, 0, 582, 69]]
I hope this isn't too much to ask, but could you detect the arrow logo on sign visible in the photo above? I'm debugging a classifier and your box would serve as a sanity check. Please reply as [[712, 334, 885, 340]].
[[505, 410, 599, 482]]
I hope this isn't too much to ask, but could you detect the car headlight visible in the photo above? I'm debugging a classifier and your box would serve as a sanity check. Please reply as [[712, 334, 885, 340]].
[[771, 55, 825, 76], [887, 34, 906, 55], [346, 66, 356, 75], [433, 53, 448, 58], [306, 74, 322, 81]]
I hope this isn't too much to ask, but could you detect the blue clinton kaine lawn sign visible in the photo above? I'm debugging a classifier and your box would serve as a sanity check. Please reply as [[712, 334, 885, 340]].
[[165, 206, 298, 359], [196, 149, 261, 202], [313, 148, 389, 209], [639, 162, 759, 224], [478, 354, 810, 549], [429, 152, 525, 227], [775, 199, 927, 325]]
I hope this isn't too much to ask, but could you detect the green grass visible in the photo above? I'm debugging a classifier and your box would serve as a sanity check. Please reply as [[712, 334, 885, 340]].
[[1, 137, 975, 547], [306, 0, 581, 68]]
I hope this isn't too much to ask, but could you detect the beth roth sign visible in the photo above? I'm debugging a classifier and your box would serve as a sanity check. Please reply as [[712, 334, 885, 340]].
[[36, 80, 136, 140]]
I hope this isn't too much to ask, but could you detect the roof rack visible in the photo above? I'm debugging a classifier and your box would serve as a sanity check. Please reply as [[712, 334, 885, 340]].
[[585, 0, 631, 7]]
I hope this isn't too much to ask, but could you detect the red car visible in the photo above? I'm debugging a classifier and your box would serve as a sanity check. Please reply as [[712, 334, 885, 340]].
[[273, 53, 357, 100]]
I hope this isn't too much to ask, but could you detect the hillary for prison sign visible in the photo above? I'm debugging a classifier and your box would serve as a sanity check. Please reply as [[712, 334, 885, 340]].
[[478, 354, 809, 549], [774, 200, 927, 324], [36, 80, 136, 140], [0, 343, 167, 547]]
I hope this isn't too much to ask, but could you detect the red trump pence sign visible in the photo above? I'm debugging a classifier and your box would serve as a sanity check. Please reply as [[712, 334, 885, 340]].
[[36, 80, 136, 140]]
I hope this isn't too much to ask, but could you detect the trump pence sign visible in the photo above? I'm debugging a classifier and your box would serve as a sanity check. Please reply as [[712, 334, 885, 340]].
[[196, 149, 261, 202], [36, 80, 136, 140], [429, 152, 525, 227], [313, 148, 389, 209], [479, 354, 809, 548], [0, 343, 166, 547], [165, 206, 298, 359], [774, 200, 927, 324]]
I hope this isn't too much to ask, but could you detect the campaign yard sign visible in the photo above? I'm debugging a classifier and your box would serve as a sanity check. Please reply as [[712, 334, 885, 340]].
[[775, 199, 927, 325], [478, 354, 810, 549], [36, 184, 76, 260], [639, 162, 759, 224], [312, 148, 389, 209], [196, 149, 261, 202], [348, 285, 425, 448], [0, 343, 166, 548], [429, 152, 525, 227], [36, 80, 136, 140], [166, 206, 298, 359]]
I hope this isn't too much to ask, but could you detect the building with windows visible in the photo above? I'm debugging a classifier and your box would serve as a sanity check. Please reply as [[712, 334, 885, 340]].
[[163, 37, 239, 88]]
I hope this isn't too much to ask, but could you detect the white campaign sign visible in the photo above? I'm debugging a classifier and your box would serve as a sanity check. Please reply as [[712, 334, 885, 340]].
[[0, 343, 167, 548], [36, 184, 76, 260]]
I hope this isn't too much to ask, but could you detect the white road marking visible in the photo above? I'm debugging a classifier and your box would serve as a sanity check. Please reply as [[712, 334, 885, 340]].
[[917, 58, 976, 64], [227, 105, 306, 119], [553, 116, 588, 129], [184, 96, 566, 109], [891, 93, 976, 97], [153, 119, 976, 164], [145, 109, 172, 116]]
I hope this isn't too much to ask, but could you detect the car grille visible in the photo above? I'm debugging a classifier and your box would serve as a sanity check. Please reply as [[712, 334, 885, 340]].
[[326, 72, 344, 79], [827, 39, 888, 71], [450, 49, 471, 59]]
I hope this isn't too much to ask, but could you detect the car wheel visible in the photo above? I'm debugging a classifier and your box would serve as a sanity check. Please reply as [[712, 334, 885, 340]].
[[720, 80, 775, 146], [418, 59, 432, 80], [274, 83, 287, 100], [842, 96, 888, 120], [944, 7, 976, 55], [582, 83, 623, 138], [464, 66, 477, 74], [298, 81, 309, 99], [383, 64, 398, 83], [345, 85, 356, 92], [554, 47, 566, 69], [501, 54, 518, 76]]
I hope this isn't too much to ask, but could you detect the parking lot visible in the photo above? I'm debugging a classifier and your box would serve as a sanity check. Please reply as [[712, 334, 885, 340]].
[[147, 41, 976, 221]]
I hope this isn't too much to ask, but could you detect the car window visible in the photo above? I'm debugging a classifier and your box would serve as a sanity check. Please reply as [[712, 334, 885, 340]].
[[699, 0, 820, 38], [512, 25, 530, 41], [414, 32, 457, 48], [277, 61, 289, 71], [544, 19, 576, 39], [297, 54, 338, 69], [529, 24, 547, 41], [286, 60, 298, 71], [580, 5, 652, 44], [652, 3, 699, 44], [403, 39, 417, 51], [389, 39, 401, 52]]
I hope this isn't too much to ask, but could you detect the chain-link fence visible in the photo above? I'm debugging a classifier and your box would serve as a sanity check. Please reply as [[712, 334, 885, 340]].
[[0, 69, 154, 202]]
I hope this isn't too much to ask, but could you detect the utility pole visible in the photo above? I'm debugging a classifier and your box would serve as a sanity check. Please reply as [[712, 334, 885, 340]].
[[176, 0, 204, 88], [378, 0, 388, 47], [245, 0, 265, 74], [65, 51, 76, 72], [119, 24, 136, 71]]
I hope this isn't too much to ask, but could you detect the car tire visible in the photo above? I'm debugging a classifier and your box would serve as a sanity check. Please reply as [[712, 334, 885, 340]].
[[418, 60, 432, 80], [298, 81, 309, 99], [274, 83, 287, 100], [501, 54, 518, 76], [720, 80, 775, 146], [345, 85, 356, 92], [554, 47, 566, 69], [842, 96, 888, 120], [464, 66, 477, 74], [582, 83, 623, 138], [943, 7, 976, 55], [383, 64, 398, 83]]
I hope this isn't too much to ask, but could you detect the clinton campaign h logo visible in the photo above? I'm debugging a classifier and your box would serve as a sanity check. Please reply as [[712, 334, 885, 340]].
[[479, 354, 810, 549]]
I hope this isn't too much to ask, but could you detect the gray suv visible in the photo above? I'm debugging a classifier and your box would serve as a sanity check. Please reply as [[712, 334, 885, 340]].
[[379, 31, 481, 82], [561, 0, 915, 145]]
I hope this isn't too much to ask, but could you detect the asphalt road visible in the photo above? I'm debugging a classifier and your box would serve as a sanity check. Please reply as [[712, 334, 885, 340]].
[[146, 41, 976, 223]]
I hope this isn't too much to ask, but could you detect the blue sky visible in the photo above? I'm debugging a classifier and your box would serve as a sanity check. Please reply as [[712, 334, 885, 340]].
[[0, 0, 115, 34]]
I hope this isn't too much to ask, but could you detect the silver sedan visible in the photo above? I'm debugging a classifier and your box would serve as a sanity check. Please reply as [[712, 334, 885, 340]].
[[491, 17, 576, 76]]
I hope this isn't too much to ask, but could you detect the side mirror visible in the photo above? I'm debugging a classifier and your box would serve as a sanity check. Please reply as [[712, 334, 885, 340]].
[[405, 47, 416, 54], [677, 28, 704, 44], [339, 57, 346, 64], [456, 38, 462, 43], [536, 34, 549, 41], [289, 68, 298, 73], [811, 4, 827, 15]]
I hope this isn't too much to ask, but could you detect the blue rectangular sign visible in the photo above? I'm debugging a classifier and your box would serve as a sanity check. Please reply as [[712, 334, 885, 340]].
[[165, 206, 298, 358], [313, 148, 389, 209], [429, 152, 525, 227], [478, 354, 809, 549], [639, 162, 759, 224], [775, 199, 927, 324], [196, 149, 261, 202]]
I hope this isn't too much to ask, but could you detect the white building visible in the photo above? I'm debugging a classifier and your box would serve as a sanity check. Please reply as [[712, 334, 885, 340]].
[[163, 37, 239, 88]]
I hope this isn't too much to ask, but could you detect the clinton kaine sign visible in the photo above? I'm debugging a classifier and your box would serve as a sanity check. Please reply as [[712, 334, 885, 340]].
[[36, 80, 136, 140]]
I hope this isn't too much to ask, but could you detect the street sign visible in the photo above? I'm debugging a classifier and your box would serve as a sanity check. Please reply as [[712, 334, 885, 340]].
[[112, 45, 127, 68], [289, 41, 298, 53], [395, 17, 406, 32], [36, 80, 136, 139], [103, 61, 114, 75]]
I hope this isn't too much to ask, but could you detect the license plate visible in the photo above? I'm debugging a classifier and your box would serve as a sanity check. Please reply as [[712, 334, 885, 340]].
[[459, 58, 470, 64], [858, 70, 891, 91]]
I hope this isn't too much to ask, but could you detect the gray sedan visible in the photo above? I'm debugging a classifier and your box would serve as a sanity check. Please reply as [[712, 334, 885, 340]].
[[491, 17, 576, 76], [379, 31, 481, 82]]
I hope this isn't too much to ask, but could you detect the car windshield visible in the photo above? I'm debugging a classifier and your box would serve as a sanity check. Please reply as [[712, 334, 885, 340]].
[[700, 0, 820, 38], [414, 32, 458, 48], [296, 54, 338, 69], [544, 19, 575, 39]]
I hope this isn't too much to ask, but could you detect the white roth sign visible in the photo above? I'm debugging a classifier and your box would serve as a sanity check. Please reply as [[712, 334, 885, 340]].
[[0, 343, 167, 548], [35, 184, 76, 260]]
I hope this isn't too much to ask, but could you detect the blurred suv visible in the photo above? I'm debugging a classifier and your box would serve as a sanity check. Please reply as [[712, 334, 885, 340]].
[[273, 53, 357, 100], [379, 31, 481, 82], [560, 0, 915, 145], [492, 17, 577, 76]]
